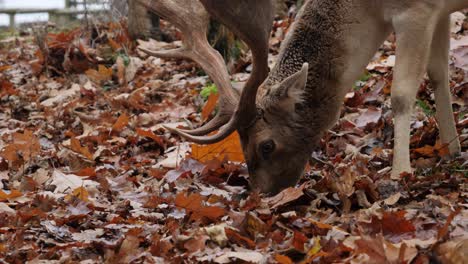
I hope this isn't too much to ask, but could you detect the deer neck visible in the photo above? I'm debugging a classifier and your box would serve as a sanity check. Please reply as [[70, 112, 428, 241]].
[[260, 0, 355, 135]]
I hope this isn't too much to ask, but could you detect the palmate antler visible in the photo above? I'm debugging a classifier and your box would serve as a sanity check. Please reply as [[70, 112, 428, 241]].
[[138, 0, 274, 143]]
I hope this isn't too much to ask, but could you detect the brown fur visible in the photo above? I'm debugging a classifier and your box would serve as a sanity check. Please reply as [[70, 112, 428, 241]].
[[241, 0, 466, 194]]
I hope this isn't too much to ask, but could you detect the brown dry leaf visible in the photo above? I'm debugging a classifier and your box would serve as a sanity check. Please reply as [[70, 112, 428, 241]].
[[263, 183, 306, 209], [0, 130, 41, 168], [413, 145, 437, 157], [244, 212, 268, 238], [0, 79, 17, 96], [293, 231, 308, 252], [413, 141, 449, 158], [354, 235, 392, 264], [355, 107, 382, 128], [70, 138, 93, 160], [112, 113, 130, 133], [136, 128, 164, 147], [437, 207, 462, 240], [73, 167, 97, 177], [225, 227, 256, 249], [85, 65, 112, 84], [191, 132, 244, 162], [175, 192, 226, 222], [201, 93, 219, 121], [118, 229, 143, 262], [184, 232, 209, 253], [381, 211, 416, 239]]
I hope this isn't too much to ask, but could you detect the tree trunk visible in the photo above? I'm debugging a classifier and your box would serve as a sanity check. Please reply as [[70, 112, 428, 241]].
[[125, 0, 162, 40]]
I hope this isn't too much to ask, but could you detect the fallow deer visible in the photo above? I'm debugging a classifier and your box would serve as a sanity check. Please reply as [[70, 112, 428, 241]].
[[139, 0, 465, 194]]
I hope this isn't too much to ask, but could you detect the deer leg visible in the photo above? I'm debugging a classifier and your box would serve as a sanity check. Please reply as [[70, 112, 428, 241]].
[[427, 15, 461, 157], [390, 13, 437, 179]]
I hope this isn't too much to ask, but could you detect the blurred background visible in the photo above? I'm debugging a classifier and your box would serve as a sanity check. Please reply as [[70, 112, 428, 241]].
[[0, 0, 113, 29]]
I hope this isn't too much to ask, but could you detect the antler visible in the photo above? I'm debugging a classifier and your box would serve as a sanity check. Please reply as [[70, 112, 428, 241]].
[[139, 0, 274, 143], [173, 0, 274, 143], [137, 0, 239, 136]]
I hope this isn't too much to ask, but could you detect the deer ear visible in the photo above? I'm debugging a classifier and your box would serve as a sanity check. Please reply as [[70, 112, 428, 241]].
[[271, 63, 308, 102]]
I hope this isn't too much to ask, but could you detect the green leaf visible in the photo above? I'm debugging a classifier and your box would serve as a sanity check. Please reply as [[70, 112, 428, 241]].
[[416, 99, 434, 116], [200, 83, 218, 100]]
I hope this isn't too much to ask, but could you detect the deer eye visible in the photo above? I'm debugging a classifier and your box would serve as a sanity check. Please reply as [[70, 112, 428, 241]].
[[259, 140, 276, 158]]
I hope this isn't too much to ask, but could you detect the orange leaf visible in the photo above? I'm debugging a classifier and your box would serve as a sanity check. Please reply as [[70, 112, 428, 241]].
[[175, 192, 225, 222], [225, 228, 256, 249], [413, 145, 436, 157], [292, 231, 308, 252], [191, 132, 244, 162], [274, 254, 293, 264], [70, 186, 89, 202], [413, 141, 449, 158], [136, 128, 164, 146], [73, 167, 96, 177], [108, 38, 122, 51], [0, 189, 23, 202], [112, 113, 130, 132], [0, 79, 18, 96], [201, 93, 219, 121], [0, 130, 40, 168], [434, 141, 450, 157], [70, 138, 93, 160], [78, 41, 94, 62], [0, 65, 11, 72], [85, 65, 113, 84]]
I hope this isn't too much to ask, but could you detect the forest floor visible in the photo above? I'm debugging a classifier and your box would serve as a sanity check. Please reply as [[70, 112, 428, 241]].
[[0, 10, 467, 264]]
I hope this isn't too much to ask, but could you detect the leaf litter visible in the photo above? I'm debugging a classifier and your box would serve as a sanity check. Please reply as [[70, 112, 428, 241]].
[[0, 10, 466, 264]]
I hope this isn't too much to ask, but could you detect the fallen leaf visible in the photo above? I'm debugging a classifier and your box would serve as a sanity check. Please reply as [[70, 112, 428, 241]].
[[70, 138, 93, 160], [175, 192, 226, 222], [0, 189, 23, 202], [355, 107, 382, 128], [263, 183, 306, 209], [0, 130, 41, 169], [274, 254, 293, 264], [201, 93, 219, 121], [191, 132, 244, 162], [136, 128, 164, 147], [112, 113, 130, 133], [85, 65, 113, 84]]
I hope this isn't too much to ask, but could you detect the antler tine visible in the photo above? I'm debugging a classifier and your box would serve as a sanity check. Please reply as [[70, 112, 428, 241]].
[[137, 0, 239, 135], [171, 0, 275, 143]]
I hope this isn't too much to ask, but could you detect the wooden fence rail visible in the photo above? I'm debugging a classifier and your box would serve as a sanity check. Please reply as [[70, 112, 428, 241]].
[[0, 8, 105, 31]]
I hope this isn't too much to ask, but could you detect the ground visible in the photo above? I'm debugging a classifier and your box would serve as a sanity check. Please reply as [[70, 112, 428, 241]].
[[0, 9, 467, 264]]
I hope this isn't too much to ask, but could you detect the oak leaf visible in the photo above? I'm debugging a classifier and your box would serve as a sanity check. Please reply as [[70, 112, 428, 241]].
[[175, 192, 225, 222], [70, 138, 93, 160], [112, 113, 130, 133], [0, 130, 40, 169]]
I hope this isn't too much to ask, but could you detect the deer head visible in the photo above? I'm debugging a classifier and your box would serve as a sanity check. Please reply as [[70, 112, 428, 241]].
[[139, 0, 313, 194]]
